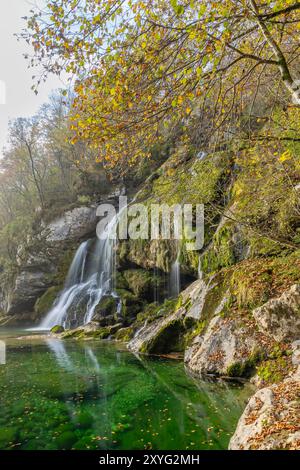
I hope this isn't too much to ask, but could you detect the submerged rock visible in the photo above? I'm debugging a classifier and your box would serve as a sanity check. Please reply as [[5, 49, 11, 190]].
[[253, 284, 300, 342], [61, 321, 123, 340]]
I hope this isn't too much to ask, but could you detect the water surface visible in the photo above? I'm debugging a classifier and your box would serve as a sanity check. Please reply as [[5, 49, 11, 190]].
[[0, 330, 251, 450]]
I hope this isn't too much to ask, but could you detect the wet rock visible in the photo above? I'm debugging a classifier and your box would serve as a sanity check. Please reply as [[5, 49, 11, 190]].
[[183, 278, 210, 320], [50, 325, 65, 334], [253, 284, 300, 342], [93, 296, 119, 320], [115, 326, 134, 342], [61, 321, 123, 340], [35, 286, 62, 318]]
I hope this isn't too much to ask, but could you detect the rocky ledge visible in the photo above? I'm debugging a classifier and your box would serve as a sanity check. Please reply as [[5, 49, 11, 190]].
[[125, 279, 300, 449], [230, 343, 300, 450]]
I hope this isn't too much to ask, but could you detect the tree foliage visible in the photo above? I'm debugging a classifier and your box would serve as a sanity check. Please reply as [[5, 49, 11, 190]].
[[21, 0, 300, 166]]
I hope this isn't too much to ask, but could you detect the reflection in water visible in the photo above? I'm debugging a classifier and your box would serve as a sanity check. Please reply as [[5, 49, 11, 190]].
[[46, 338, 75, 371], [0, 337, 252, 450]]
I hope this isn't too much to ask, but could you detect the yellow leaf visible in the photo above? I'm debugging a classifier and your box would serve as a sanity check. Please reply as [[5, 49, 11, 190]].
[[279, 150, 291, 162]]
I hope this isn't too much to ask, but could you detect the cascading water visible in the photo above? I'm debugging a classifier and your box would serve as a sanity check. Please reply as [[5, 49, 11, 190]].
[[40, 213, 119, 330], [170, 259, 181, 297], [169, 246, 181, 297]]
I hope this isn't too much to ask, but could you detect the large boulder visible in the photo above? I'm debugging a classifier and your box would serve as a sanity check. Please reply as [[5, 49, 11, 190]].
[[185, 315, 264, 377], [7, 259, 56, 315], [229, 375, 300, 450], [127, 278, 208, 354], [253, 284, 300, 342], [128, 306, 186, 354]]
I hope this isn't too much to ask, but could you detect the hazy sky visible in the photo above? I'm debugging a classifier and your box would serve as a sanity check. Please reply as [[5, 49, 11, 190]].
[[0, 1, 67, 156]]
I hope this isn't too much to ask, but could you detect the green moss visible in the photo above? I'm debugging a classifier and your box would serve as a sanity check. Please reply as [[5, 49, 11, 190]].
[[115, 288, 143, 319], [0, 427, 18, 448], [201, 223, 236, 275], [55, 431, 77, 450], [256, 357, 292, 385], [116, 271, 128, 289], [229, 251, 300, 311], [34, 286, 62, 316], [94, 296, 118, 318], [226, 351, 263, 378], [89, 327, 112, 339], [256, 346, 293, 384], [184, 320, 207, 346], [123, 269, 162, 299], [115, 327, 134, 342], [226, 362, 245, 378], [149, 152, 231, 206], [61, 328, 84, 339], [50, 325, 64, 334], [53, 248, 77, 285], [135, 298, 178, 327], [140, 319, 185, 354]]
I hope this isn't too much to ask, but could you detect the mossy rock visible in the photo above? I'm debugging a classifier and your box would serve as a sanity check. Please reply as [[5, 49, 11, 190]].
[[116, 271, 129, 290], [201, 223, 236, 275], [61, 328, 84, 339], [122, 269, 163, 300], [34, 285, 62, 316], [228, 251, 300, 312], [115, 327, 134, 342], [50, 324, 64, 334], [140, 319, 186, 355], [93, 295, 118, 320], [226, 351, 263, 378], [115, 288, 143, 320], [53, 248, 77, 285]]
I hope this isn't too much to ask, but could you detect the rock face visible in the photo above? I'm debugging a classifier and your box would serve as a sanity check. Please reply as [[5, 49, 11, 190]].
[[253, 284, 300, 342], [7, 264, 55, 315], [128, 273, 269, 376], [128, 279, 207, 355], [128, 306, 186, 354], [44, 206, 98, 242], [1, 204, 101, 324], [185, 316, 263, 376], [229, 375, 300, 449]]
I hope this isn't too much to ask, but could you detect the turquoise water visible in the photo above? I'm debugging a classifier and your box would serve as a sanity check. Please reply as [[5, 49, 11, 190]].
[[0, 330, 251, 450]]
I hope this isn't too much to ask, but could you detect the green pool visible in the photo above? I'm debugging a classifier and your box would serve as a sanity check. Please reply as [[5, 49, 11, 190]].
[[0, 330, 252, 450]]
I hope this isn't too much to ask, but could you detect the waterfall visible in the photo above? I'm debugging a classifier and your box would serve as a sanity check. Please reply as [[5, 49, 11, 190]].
[[170, 259, 181, 297], [39, 213, 118, 330], [169, 246, 181, 297]]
